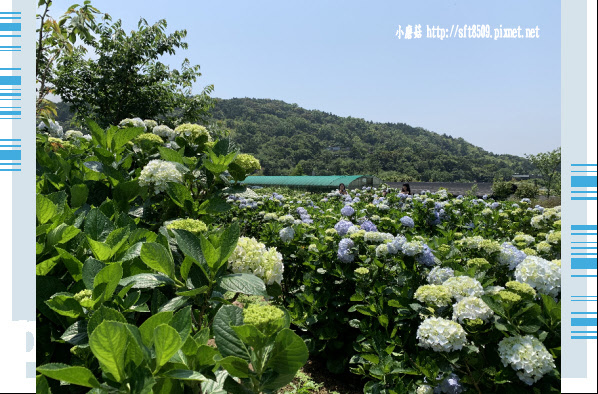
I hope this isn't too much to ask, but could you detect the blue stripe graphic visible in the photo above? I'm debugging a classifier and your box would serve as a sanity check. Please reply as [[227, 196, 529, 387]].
[[0, 76, 20, 85], [572, 318, 598, 326], [572, 176, 598, 187], [0, 23, 20, 31], [0, 150, 20, 160], [572, 225, 598, 230]]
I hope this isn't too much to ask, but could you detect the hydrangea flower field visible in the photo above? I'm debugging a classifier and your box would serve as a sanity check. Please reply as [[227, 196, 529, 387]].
[[36, 119, 561, 393]]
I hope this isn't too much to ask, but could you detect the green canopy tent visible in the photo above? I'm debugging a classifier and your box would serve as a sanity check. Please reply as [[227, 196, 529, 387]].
[[240, 175, 383, 191]]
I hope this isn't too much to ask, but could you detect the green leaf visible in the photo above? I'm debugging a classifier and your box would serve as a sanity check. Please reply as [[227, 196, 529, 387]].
[[92, 263, 123, 304], [170, 306, 192, 344], [217, 274, 267, 296], [139, 312, 174, 347], [61, 321, 88, 345], [122, 242, 144, 261], [87, 306, 127, 337], [36, 363, 100, 388], [217, 223, 239, 268], [113, 127, 145, 151], [154, 324, 182, 372], [481, 295, 506, 317], [181, 335, 200, 357], [119, 273, 175, 289], [89, 321, 129, 382], [55, 247, 83, 281], [82, 258, 105, 290], [87, 120, 107, 148], [87, 237, 113, 261], [37, 194, 57, 224], [70, 183, 89, 207], [158, 296, 189, 313], [172, 229, 210, 275], [197, 197, 230, 214], [162, 369, 207, 381], [129, 366, 156, 394], [45, 294, 83, 319], [36, 256, 60, 276], [84, 208, 115, 242], [140, 243, 175, 279], [231, 324, 268, 350], [113, 180, 140, 203], [176, 286, 209, 297], [47, 224, 80, 246], [213, 305, 250, 361], [159, 147, 184, 164], [36, 375, 51, 394], [199, 235, 219, 268], [167, 183, 193, 209], [266, 328, 309, 375], [215, 356, 249, 378], [179, 256, 194, 281]]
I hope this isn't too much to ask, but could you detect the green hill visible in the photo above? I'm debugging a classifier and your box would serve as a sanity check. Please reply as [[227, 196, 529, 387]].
[[211, 98, 532, 182], [54, 97, 532, 182]]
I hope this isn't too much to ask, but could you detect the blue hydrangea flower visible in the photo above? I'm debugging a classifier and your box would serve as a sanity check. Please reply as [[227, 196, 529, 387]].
[[416, 244, 436, 267], [334, 220, 353, 236], [400, 216, 415, 228], [297, 207, 308, 215], [361, 220, 378, 232], [337, 238, 355, 263], [491, 202, 500, 209], [434, 373, 463, 394], [341, 205, 355, 217]]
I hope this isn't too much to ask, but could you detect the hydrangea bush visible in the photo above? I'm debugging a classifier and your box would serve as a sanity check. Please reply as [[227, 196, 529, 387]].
[[36, 121, 561, 393]]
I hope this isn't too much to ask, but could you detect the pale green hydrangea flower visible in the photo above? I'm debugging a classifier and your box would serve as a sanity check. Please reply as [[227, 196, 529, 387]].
[[414, 285, 452, 307], [167, 218, 207, 235], [228, 237, 284, 285]]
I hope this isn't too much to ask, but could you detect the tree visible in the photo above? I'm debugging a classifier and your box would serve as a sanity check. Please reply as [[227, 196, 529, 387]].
[[52, 18, 214, 128], [525, 147, 561, 199], [36, 0, 106, 120]]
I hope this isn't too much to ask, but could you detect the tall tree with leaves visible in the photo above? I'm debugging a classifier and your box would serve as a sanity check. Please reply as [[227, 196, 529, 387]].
[[52, 17, 214, 128], [525, 147, 561, 198], [36, 0, 106, 121]]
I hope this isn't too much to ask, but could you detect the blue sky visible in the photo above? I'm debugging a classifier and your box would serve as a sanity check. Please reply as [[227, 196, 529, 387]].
[[49, 0, 561, 156]]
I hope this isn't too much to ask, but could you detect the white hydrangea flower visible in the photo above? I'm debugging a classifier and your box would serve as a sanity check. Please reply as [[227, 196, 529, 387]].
[[427, 266, 454, 285], [416, 385, 434, 394], [515, 256, 561, 297], [443, 276, 484, 301], [138, 160, 183, 194], [498, 335, 556, 385], [153, 125, 177, 141], [263, 213, 278, 221], [119, 117, 147, 131], [279, 227, 295, 243], [277, 215, 295, 225], [228, 237, 284, 285], [513, 234, 535, 246], [402, 240, 424, 256], [364, 231, 394, 243], [452, 296, 494, 323], [144, 119, 158, 130], [375, 244, 389, 257], [417, 317, 467, 352], [64, 130, 84, 140], [37, 119, 64, 138]]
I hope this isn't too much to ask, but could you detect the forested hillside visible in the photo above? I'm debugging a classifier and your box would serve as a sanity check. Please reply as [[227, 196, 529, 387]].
[[211, 98, 532, 182], [56, 98, 533, 181]]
